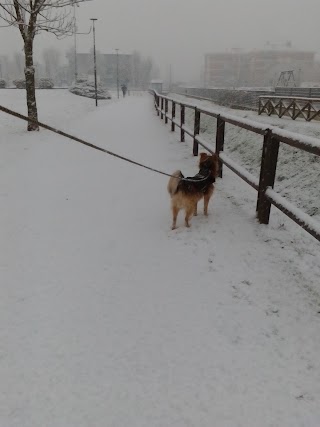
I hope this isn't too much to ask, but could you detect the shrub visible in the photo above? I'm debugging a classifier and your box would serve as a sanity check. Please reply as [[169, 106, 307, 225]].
[[39, 78, 54, 89], [13, 79, 26, 89], [69, 81, 112, 100]]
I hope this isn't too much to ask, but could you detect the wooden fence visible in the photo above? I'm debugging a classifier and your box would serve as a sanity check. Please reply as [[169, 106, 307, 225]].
[[151, 90, 320, 242], [259, 96, 320, 121]]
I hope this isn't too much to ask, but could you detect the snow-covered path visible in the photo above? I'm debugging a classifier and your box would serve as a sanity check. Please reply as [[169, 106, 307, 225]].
[[1, 93, 320, 427]]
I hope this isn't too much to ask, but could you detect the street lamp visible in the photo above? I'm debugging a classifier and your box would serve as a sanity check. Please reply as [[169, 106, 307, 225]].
[[72, 0, 93, 83], [115, 48, 119, 99], [90, 18, 98, 107], [73, 3, 78, 81]]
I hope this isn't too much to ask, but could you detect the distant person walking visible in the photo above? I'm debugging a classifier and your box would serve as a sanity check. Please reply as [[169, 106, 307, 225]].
[[121, 84, 127, 97]]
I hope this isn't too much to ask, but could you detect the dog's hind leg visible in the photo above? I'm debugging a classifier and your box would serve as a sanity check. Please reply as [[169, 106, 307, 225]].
[[204, 187, 214, 216], [185, 206, 194, 228], [171, 206, 179, 230], [194, 202, 198, 216], [204, 194, 210, 216]]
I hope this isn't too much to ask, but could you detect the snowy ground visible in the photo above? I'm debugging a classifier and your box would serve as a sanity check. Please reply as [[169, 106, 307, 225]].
[[1, 90, 320, 427]]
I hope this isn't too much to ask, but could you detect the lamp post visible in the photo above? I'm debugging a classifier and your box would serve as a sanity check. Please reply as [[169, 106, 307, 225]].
[[73, 3, 78, 82], [72, 0, 93, 83], [90, 18, 98, 107], [115, 48, 119, 99]]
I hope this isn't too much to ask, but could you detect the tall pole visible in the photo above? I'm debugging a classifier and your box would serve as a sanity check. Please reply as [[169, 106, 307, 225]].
[[90, 18, 98, 107], [73, 4, 78, 82], [72, 0, 94, 83], [115, 48, 119, 99]]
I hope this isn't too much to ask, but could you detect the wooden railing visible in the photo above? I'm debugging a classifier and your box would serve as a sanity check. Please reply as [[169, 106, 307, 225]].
[[151, 90, 320, 242], [258, 96, 320, 121]]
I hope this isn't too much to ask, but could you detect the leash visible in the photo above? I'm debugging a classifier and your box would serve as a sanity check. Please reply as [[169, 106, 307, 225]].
[[0, 104, 211, 183]]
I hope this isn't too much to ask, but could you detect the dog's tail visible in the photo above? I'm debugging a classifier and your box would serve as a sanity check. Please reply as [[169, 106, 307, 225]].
[[167, 170, 183, 196]]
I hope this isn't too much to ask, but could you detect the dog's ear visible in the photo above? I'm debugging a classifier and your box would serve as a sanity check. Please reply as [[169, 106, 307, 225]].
[[199, 152, 208, 166]]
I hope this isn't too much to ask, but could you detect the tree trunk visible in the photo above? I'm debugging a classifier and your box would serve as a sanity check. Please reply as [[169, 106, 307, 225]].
[[24, 38, 39, 131]]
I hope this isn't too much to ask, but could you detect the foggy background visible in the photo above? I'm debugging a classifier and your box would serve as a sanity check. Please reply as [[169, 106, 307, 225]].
[[0, 0, 319, 83]]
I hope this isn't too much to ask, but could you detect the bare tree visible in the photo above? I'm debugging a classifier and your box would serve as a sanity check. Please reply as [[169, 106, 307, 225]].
[[131, 51, 157, 90], [0, 1, 87, 130]]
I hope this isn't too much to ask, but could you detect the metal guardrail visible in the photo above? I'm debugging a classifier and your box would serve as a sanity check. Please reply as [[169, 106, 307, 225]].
[[171, 86, 320, 111], [172, 87, 273, 110]]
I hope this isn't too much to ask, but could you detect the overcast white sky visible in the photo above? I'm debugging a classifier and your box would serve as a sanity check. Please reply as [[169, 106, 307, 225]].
[[0, 0, 320, 82]]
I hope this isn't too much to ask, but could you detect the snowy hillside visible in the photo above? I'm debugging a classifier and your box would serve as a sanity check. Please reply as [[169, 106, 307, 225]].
[[169, 93, 320, 222]]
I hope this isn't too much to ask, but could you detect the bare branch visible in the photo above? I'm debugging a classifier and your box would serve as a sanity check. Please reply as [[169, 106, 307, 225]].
[[13, 0, 27, 39], [0, 4, 18, 21], [0, 0, 90, 39]]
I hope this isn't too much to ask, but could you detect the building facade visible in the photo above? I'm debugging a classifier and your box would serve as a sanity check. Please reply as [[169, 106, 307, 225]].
[[204, 48, 317, 88], [73, 52, 132, 87]]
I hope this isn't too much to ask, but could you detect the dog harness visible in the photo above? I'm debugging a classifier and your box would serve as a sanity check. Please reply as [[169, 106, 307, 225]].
[[179, 164, 215, 194]]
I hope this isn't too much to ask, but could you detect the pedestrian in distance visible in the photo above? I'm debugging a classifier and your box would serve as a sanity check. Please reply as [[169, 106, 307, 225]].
[[121, 84, 127, 97]]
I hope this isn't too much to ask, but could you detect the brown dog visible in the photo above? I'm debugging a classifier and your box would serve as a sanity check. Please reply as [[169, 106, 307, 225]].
[[167, 153, 219, 230]]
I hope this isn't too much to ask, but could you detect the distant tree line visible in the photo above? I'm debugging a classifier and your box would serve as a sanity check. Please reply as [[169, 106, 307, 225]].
[[1, 48, 159, 90]]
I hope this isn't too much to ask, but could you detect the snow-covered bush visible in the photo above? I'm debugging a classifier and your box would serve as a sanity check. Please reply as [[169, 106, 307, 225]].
[[39, 78, 54, 89], [76, 77, 88, 84], [0, 79, 7, 88], [69, 80, 111, 100], [13, 79, 26, 89]]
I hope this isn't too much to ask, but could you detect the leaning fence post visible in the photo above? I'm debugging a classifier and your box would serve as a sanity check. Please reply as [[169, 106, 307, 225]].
[[161, 97, 164, 120], [256, 129, 280, 224], [171, 101, 176, 131], [215, 115, 225, 178], [180, 104, 185, 142], [165, 99, 168, 124], [193, 108, 200, 156]]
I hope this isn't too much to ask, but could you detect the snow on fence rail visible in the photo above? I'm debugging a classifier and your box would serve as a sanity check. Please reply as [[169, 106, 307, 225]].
[[150, 90, 320, 242]]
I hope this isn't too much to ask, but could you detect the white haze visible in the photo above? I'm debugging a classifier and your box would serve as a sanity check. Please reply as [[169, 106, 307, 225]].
[[0, 0, 320, 83]]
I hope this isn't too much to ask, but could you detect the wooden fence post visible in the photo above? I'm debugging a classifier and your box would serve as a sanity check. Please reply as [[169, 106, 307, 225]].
[[258, 98, 262, 115], [180, 104, 185, 142], [161, 97, 164, 119], [171, 101, 176, 131], [156, 95, 160, 116], [279, 99, 283, 118], [193, 108, 200, 156], [292, 101, 296, 120], [165, 99, 168, 124], [307, 102, 311, 121], [215, 115, 225, 178], [256, 129, 280, 224]]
